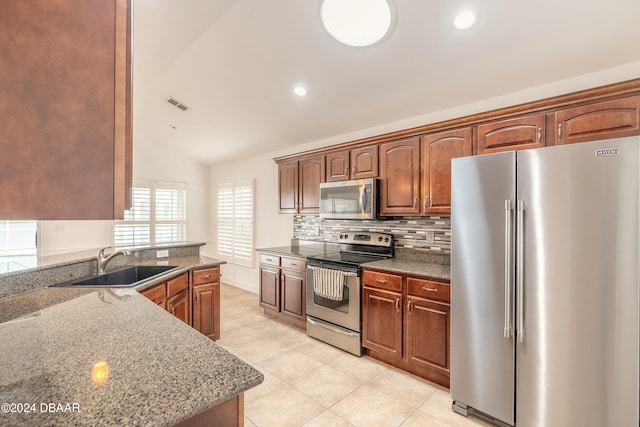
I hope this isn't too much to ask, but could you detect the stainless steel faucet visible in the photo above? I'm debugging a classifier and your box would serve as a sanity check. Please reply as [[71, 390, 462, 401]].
[[97, 247, 132, 274]]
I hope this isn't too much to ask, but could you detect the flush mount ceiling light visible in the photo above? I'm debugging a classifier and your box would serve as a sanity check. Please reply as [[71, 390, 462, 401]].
[[453, 10, 477, 30], [319, 0, 393, 47], [294, 86, 308, 97]]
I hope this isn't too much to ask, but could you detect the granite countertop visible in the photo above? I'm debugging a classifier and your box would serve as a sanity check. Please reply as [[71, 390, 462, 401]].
[[0, 255, 263, 427], [256, 242, 339, 258], [362, 258, 451, 281]]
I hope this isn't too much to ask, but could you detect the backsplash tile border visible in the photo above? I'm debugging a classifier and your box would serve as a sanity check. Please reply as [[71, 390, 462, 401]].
[[293, 215, 451, 254]]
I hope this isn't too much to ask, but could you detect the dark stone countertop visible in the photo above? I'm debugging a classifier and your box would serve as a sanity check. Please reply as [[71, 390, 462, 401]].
[[362, 258, 451, 281], [0, 255, 263, 427], [256, 242, 339, 258]]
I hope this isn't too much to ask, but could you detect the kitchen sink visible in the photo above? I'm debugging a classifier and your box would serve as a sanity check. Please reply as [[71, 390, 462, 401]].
[[50, 265, 181, 288]]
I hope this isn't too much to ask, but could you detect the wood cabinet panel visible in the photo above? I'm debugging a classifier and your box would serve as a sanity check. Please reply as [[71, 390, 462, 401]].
[[259, 265, 280, 311], [362, 270, 403, 292], [326, 150, 350, 182], [422, 128, 472, 214], [191, 268, 220, 285], [167, 273, 189, 298], [380, 137, 421, 215], [351, 145, 378, 179], [477, 114, 545, 154], [278, 160, 299, 213], [168, 288, 190, 325], [555, 96, 640, 145], [0, 0, 132, 220], [362, 287, 403, 358], [281, 269, 305, 321], [141, 283, 166, 309], [407, 277, 450, 304], [298, 156, 325, 213], [406, 296, 450, 372], [193, 283, 220, 340]]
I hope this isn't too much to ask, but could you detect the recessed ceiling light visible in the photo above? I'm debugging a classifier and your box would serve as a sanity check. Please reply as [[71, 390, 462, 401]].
[[453, 10, 477, 30], [319, 0, 393, 47], [294, 86, 308, 97]]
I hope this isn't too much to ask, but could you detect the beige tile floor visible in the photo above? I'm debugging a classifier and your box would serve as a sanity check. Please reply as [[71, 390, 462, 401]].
[[217, 283, 494, 427]]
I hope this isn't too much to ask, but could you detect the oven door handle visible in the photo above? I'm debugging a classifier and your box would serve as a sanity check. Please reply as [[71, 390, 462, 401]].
[[308, 266, 359, 277], [307, 317, 360, 337]]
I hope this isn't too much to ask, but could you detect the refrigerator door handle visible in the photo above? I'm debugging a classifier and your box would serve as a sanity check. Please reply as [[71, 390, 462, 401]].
[[504, 200, 513, 339], [517, 199, 525, 343]]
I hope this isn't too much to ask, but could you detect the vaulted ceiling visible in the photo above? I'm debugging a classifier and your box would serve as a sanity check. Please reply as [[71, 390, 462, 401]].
[[133, 0, 640, 165]]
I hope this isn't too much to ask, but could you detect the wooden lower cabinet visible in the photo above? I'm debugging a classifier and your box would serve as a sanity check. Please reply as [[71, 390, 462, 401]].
[[174, 393, 244, 427], [141, 272, 191, 323], [362, 269, 451, 387], [141, 283, 167, 309], [259, 253, 306, 329], [167, 289, 190, 325], [191, 267, 221, 341]]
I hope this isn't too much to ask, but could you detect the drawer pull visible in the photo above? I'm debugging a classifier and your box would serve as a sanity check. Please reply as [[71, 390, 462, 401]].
[[422, 286, 438, 292], [407, 300, 412, 314], [169, 304, 175, 315], [195, 292, 199, 304], [265, 258, 273, 262], [200, 274, 213, 279], [395, 298, 400, 312], [289, 263, 297, 266], [375, 279, 388, 283]]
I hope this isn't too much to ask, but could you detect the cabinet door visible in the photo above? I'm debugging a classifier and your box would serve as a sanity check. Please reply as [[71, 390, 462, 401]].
[[362, 287, 403, 358], [555, 95, 640, 145], [259, 265, 280, 311], [326, 150, 350, 182], [278, 159, 299, 213], [351, 145, 379, 179], [298, 155, 325, 213], [422, 128, 472, 214], [406, 296, 450, 373], [281, 269, 305, 321], [193, 283, 220, 340], [380, 137, 421, 215], [477, 114, 545, 154], [167, 288, 190, 325], [0, 0, 132, 220], [141, 283, 167, 310]]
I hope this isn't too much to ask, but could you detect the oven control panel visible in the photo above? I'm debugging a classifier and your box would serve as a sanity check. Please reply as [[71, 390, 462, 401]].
[[338, 232, 393, 247]]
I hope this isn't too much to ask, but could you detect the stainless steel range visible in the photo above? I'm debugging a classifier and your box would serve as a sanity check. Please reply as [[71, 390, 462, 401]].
[[306, 232, 393, 356]]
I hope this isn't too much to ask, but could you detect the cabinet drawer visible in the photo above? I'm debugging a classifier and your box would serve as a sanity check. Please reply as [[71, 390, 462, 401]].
[[362, 270, 402, 292], [259, 254, 280, 266], [166, 273, 189, 298], [192, 267, 220, 285], [407, 277, 450, 303], [281, 256, 305, 272]]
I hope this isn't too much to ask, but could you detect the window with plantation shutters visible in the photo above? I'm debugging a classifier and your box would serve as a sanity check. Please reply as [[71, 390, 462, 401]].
[[0, 220, 38, 273], [114, 181, 187, 247], [217, 180, 254, 267]]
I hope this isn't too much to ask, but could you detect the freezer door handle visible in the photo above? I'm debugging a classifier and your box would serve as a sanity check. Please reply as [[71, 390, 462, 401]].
[[504, 200, 513, 339], [517, 199, 525, 343]]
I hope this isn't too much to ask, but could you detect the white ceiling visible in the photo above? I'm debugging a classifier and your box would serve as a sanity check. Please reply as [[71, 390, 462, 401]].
[[133, 0, 640, 166]]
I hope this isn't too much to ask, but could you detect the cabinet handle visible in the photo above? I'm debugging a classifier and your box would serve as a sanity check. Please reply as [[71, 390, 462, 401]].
[[200, 274, 212, 280], [413, 197, 418, 209], [395, 298, 400, 312], [169, 304, 175, 315], [557, 123, 563, 141], [375, 279, 388, 283], [422, 286, 438, 293], [424, 195, 429, 210], [352, 165, 356, 176], [290, 262, 297, 266], [344, 166, 348, 176], [295, 202, 299, 210], [537, 127, 542, 144], [195, 291, 199, 304], [300, 201, 303, 210], [407, 300, 412, 314]]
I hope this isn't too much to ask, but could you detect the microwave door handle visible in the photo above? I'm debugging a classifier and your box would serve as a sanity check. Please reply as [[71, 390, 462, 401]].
[[358, 183, 365, 215]]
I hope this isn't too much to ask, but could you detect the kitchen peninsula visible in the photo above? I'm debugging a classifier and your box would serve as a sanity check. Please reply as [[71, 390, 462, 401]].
[[0, 244, 263, 426]]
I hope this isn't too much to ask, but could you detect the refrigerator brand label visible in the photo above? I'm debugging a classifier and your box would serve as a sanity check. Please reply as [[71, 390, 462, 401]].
[[595, 148, 619, 156]]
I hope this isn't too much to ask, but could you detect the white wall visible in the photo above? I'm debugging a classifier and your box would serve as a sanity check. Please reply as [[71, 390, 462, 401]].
[[38, 138, 210, 257], [209, 62, 640, 293]]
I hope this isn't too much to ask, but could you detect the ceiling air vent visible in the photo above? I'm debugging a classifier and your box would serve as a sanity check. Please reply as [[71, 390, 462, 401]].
[[166, 97, 190, 111]]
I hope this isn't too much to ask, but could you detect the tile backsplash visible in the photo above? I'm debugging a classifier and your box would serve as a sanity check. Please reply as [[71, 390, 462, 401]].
[[293, 215, 451, 253]]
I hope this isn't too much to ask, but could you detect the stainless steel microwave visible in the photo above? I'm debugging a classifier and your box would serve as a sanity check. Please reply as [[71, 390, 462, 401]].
[[319, 178, 378, 219]]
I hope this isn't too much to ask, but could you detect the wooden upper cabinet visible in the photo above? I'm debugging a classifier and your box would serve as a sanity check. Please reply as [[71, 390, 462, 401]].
[[554, 95, 640, 145], [298, 156, 325, 213], [0, 0, 132, 220], [326, 145, 378, 182], [422, 128, 473, 214], [277, 155, 325, 213], [380, 137, 421, 216], [477, 114, 545, 154]]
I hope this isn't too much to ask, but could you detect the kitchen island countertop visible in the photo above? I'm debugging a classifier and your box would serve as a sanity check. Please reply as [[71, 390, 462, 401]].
[[0, 255, 263, 427]]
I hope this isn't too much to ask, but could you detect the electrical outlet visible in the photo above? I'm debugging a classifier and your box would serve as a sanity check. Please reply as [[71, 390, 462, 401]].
[[426, 231, 435, 244], [156, 249, 169, 258]]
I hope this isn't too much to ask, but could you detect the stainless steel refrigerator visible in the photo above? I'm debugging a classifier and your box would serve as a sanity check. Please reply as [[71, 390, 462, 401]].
[[450, 136, 640, 427]]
